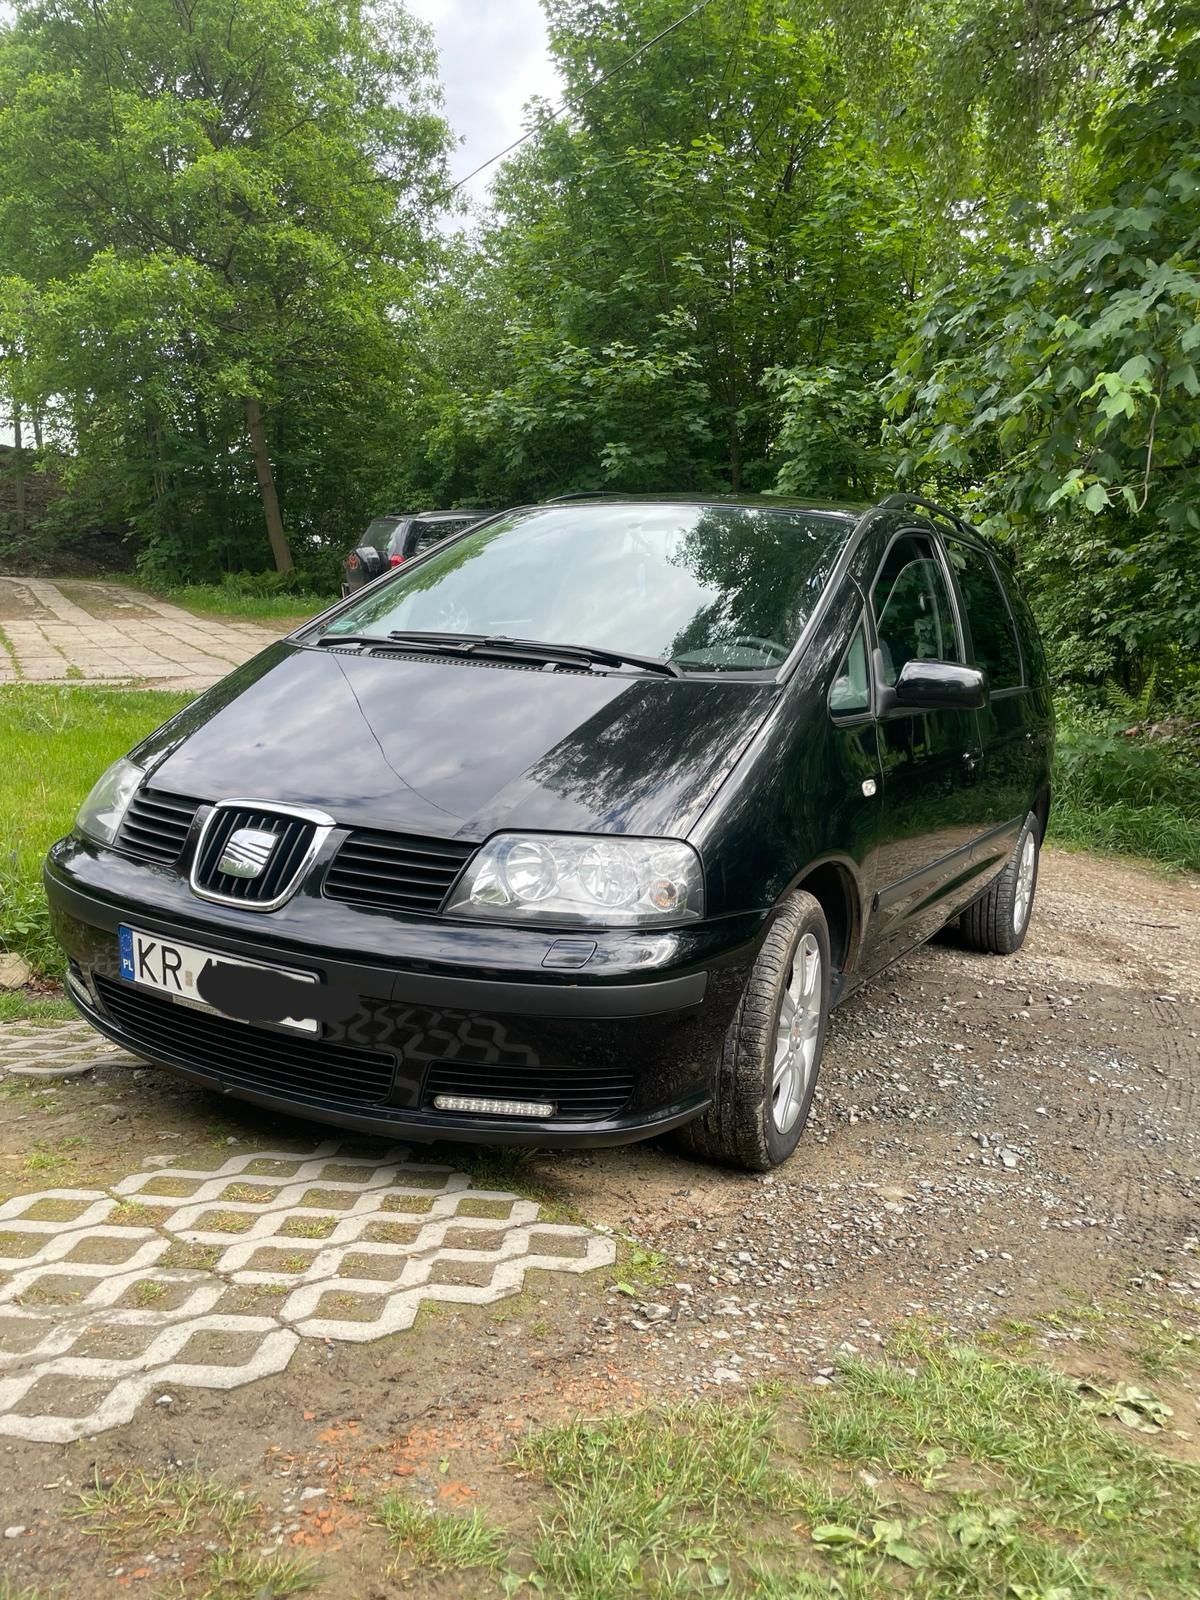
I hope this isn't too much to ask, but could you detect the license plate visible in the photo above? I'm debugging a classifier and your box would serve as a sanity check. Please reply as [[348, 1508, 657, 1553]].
[[118, 926, 320, 1036]]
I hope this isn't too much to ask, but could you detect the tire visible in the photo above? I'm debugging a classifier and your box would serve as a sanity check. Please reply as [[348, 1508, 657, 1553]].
[[956, 810, 1041, 955], [675, 891, 831, 1172]]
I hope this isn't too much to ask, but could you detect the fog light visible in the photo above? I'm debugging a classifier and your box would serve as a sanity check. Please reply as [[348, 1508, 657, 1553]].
[[433, 1094, 556, 1118]]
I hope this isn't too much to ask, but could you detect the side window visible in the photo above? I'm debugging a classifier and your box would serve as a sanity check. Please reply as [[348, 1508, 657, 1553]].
[[829, 622, 871, 716], [871, 533, 962, 687], [945, 538, 1023, 689]]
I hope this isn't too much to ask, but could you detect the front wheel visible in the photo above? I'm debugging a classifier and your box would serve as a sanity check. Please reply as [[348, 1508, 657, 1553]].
[[675, 891, 830, 1172], [956, 810, 1041, 955]]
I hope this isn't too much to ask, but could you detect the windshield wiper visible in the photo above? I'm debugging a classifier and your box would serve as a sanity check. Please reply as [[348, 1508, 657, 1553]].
[[316, 630, 681, 678], [464, 636, 682, 678], [314, 634, 390, 649], [314, 630, 481, 652]]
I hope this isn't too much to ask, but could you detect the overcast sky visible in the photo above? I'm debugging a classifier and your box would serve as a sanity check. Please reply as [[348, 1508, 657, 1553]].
[[408, 0, 562, 209]]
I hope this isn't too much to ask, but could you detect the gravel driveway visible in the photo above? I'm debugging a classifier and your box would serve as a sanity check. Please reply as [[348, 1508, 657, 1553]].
[[0, 846, 1196, 1594], [0, 576, 292, 689]]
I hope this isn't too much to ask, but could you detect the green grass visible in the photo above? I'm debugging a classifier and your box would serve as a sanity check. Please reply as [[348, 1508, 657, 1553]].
[[107, 572, 332, 624], [193, 1551, 318, 1600], [375, 1496, 509, 1573], [1050, 716, 1200, 873], [70, 1467, 259, 1548], [1049, 797, 1199, 872], [498, 1326, 1200, 1598], [69, 1468, 318, 1599], [0, 992, 75, 1024], [0, 685, 193, 975]]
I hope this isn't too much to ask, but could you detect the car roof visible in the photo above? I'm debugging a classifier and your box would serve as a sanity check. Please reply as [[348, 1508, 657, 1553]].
[[412, 508, 490, 520], [529, 493, 866, 519]]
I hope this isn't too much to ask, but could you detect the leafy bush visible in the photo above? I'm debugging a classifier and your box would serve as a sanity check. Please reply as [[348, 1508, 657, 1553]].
[[1051, 713, 1199, 871]]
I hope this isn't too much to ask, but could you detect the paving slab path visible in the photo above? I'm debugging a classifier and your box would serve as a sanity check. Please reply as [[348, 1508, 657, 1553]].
[[0, 575, 297, 691]]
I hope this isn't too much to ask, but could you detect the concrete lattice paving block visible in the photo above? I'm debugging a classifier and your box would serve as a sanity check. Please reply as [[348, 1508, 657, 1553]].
[[0, 1142, 615, 1443], [0, 1021, 132, 1079]]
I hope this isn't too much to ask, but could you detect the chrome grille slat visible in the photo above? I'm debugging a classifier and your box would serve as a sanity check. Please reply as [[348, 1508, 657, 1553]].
[[191, 806, 321, 907]]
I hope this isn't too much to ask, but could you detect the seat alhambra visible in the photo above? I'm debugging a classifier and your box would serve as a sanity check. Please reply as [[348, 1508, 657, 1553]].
[[46, 494, 1053, 1171]]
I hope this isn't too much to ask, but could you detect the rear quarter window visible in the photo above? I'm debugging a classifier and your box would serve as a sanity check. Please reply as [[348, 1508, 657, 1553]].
[[946, 538, 1023, 690], [999, 566, 1047, 684], [407, 518, 477, 557]]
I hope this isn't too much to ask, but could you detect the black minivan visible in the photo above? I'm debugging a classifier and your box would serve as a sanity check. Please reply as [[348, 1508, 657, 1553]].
[[45, 494, 1053, 1171]]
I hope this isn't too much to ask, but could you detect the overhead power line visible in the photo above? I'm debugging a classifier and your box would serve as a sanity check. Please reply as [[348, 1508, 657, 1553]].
[[449, 0, 718, 193]]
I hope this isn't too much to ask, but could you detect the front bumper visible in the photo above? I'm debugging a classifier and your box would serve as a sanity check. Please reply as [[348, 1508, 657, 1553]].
[[45, 840, 765, 1148]]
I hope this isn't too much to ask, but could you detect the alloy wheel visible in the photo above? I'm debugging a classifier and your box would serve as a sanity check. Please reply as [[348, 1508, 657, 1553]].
[[1013, 831, 1036, 934], [772, 931, 822, 1133]]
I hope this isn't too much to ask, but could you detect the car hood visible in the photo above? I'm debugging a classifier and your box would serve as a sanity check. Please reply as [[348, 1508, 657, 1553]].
[[138, 642, 778, 841]]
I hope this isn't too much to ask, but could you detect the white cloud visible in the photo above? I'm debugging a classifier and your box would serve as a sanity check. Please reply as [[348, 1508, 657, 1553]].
[[407, 0, 562, 206]]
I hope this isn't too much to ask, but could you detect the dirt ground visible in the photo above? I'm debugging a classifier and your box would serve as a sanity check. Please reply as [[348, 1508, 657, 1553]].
[[0, 847, 1197, 1596]]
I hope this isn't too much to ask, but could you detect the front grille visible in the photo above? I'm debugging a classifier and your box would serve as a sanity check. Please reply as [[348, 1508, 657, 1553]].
[[118, 789, 200, 865], [423, 1059, 636, 1122], [324, 831, 476, 915], [193, 807, 317, 905], [95, 976, 394, 1107]]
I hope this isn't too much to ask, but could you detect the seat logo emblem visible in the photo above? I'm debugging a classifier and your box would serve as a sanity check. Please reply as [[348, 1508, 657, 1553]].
[[218, 826, 279, 880]]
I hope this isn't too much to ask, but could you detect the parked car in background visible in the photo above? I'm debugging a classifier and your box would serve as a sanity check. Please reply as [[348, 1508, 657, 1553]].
[[47, 492, 1053, 1172], [342, 508, 490, 595]]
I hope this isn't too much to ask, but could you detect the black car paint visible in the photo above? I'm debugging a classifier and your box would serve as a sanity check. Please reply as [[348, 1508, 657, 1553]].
[[122, 642, 778, 849], [44, 497, 1054, 1148]]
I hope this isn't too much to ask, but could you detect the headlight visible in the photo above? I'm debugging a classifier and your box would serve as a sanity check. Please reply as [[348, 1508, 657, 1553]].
[[445, 833, 704, 926], [74, 756, 143, 847]]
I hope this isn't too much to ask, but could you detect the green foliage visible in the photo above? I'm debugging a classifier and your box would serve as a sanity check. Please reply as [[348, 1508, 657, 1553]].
[[415, 0, 932, 500], [375, 1496, 509, 1573], [888, 2, 1200, 684], [0, 0, 452, 578], [119, 572, 334, 622], [1050, 700, 1200, 871], [0, 0, 1192, 719]]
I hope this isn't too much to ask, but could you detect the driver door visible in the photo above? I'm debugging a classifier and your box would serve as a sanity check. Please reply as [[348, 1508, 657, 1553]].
[[862, 529, 989, 972]]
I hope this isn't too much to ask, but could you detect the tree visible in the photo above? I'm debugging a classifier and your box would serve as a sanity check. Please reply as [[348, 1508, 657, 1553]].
[[408, 0, 931, 501], [888, 3, 1200, 682], [0, 0, 451, 573]]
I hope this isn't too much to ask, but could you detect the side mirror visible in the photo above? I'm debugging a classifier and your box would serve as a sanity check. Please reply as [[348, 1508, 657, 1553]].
[[343, 545, 385, 593], [891, 658, 987, 711]]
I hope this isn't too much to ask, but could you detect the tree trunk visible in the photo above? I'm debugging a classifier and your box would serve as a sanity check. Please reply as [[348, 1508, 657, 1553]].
[[12, 405, 25, 535], [727, 413, 742, 492], [242, 394, 294, 573]]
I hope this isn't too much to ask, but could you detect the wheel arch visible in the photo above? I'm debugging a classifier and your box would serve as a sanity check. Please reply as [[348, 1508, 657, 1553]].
[[783, 855, 866, 985]]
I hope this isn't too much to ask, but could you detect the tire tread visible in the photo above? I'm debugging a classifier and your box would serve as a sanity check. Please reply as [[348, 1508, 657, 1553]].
[[676, 891, 827, 1171]]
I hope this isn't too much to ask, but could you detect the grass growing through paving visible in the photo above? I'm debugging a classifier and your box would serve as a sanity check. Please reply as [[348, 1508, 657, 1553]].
[[0, 685, 193, 974], [375, 1324, 1199, 1597]]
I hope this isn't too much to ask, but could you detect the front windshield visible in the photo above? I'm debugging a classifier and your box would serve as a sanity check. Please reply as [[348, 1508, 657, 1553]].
[[317, 502, 850, 672]]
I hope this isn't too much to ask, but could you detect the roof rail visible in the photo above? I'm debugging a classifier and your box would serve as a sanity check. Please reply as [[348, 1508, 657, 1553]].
[[875, 492, 977, 536], [545, 491, 625, 503]]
